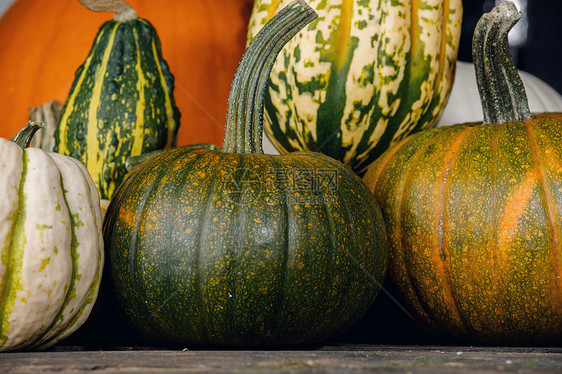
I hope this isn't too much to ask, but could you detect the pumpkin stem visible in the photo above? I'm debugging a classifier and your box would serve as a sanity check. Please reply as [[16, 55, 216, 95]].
[[11, 121, 45, 149], [78, 0, 137, 23], [222, 0, 317, 154], [29, 100, 63, 151], [472, 1, 532, 124]]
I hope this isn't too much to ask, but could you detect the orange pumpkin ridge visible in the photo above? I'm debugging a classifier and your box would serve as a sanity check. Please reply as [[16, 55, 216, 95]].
[[524, 120, 562, 313], [390, 134, 435, 323], [434, 127, 471, 331]]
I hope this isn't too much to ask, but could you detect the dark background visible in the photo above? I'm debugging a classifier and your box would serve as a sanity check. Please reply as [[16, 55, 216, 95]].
[[459, 0, 562, 95]]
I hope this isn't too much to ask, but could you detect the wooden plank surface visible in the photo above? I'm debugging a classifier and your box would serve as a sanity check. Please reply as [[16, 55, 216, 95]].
[[1, 345, 561, 373]]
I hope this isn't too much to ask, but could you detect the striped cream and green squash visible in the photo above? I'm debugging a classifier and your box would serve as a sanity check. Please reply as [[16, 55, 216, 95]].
[[0, 122, 104, 351], [247, 0, 462, 173], [363, 3, 562, 345], [55, 0, 180, 200], [103, 1, 388, 347]]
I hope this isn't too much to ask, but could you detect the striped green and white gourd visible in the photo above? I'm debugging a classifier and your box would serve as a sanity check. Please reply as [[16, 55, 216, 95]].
[[55, 0, 180, 200], [247, 0, 462, 173], [0, 122, 104, 351]]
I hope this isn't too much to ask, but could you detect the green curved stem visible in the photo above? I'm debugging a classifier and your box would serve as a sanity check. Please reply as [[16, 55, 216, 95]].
[[472, 1, 532, 124], [222, 0, 317, 154], [11, 121, 45, 149]]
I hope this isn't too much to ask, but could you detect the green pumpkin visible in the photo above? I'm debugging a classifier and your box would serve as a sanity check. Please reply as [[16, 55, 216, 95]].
[[103, 0, 388, 347], [55, 0, 180, 200], [247, 0, 462, 173], [363, 2, 562, 345]]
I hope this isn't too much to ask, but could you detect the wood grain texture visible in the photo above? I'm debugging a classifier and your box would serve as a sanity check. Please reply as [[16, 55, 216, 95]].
[[1, 345, 561, 373]]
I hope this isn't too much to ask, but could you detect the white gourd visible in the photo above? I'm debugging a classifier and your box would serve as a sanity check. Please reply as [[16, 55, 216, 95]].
[[438, 61, 562, 126], [0, 123, 104, 351]]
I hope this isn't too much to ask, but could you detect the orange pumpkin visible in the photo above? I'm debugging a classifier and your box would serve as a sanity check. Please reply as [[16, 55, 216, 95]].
[[0, 0, 253, 147]]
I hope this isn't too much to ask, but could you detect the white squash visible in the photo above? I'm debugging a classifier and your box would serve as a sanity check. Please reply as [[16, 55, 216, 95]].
[[0, 122, 104, 351], [438, 61, 562, 126]]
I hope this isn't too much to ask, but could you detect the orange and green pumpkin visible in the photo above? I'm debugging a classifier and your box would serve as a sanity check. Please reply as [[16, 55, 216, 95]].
[[363, 2, 562, 345], [247, 0, 463, 173], [103, 0, 389, 347]]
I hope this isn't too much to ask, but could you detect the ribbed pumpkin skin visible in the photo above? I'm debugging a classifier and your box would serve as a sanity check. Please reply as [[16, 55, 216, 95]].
[[363, 113, 562, 345], [0, 137, 104, 351], [55, 18, 180, 201], [103, 147, 388, 347], [247, 0, 462, 173]]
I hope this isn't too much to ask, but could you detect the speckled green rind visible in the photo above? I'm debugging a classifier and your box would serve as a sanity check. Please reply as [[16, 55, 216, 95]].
[[247, 0, 462, 173], [103, 146, 388, 347], [363, 113, 562, 345], [55, 18, 180, 200]]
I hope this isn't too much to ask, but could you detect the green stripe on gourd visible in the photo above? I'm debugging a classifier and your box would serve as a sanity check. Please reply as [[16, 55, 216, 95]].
[[55, 0, 180, 200], [248, 0, 462, 173], [0, 152, 28, 346]]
